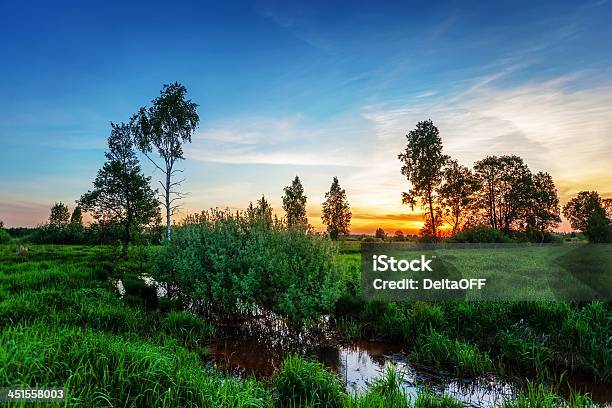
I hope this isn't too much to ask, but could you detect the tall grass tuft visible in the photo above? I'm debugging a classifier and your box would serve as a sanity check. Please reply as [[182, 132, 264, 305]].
[[272, 354, 345, 408]]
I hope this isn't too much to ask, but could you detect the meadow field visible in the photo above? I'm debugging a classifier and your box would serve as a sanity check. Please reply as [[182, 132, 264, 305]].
[[0, 241, 610, 407]]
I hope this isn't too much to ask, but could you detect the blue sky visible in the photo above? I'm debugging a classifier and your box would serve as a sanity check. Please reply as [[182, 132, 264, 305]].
[[1, 0, 611, 231]]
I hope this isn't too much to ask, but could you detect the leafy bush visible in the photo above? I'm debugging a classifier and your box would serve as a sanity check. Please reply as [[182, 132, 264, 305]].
[[0, 228, 10, 244], [153, 209, 344, 323], [272, 354, 345, 408], [29, 224, 86, 244], [449, 226, 514, 243]]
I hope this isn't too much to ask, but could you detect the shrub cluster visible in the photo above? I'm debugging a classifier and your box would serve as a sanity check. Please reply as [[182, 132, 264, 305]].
[[25, 222, 163, 245], [153, 209, 344, 323], [448, 226, 514, 243], [0, 228, 10, 244]]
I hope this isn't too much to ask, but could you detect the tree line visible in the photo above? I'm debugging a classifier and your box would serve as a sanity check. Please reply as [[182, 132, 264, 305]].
[[5, 90, 610, 246], [18, 79, 352, 247], [398, 119, 612, 242]]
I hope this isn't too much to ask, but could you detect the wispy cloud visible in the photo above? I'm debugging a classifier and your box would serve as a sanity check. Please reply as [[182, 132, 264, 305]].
[[186, 114, 372, 167], [180, 66, 612, 233]]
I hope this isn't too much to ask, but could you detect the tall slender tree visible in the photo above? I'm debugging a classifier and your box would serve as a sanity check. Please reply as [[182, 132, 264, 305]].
[[70, 206, 83, 226], [321, 177, 351, 240], [79, 123, 160, 251], [282, 176, 308, 227], [131, 83, 199, 240], [398, 120, 449, 239]]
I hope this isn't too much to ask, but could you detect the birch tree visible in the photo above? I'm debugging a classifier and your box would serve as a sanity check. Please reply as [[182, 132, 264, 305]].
[[131, 83, 199, 240]]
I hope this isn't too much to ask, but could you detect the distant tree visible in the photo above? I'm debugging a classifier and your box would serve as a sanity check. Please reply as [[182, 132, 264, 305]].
[[70, 206, 83, 226], [247, 195, 274, 228], [375, 227, 386, 240], [603, 198, 612, 220], [473, 155, 531, 232], [321, 177, 352, 240], [394, 230, 405, 241], [586, 211, 611, 243], [282, 176, 308, 227], [49, 202, 70, 228], [398, 120, 449, 240], [131, 83, 200, 240], [563, 191, 605, 233], [0, 220, 3, 228], [524, 172, 561, 241], [563, 191, 609, 242], [79, 123, 160, 251], [438, 159, 480, 236]]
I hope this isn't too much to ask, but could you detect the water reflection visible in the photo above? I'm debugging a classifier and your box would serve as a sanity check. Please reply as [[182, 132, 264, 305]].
[[207, 327, 516, 408], [109, 277, 611, 406]]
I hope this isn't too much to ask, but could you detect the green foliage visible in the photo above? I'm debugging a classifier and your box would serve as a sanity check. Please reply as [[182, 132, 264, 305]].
[[449, 226, 514, 243], [501, 382, 564, 408], [344, 366, 409, 408], [586, 210, 611, 243], [0, 324, 270, 407], [0, 228, 10, 244], [79, 122, 160, 249], [30, 223, 86, 244], [70, 205, 83, 226], [153, 209, 344, 323], [131, 82, 200, 240], [563, 191, 606, 233], [414, 390, 464, 408], [498, 329, 551, 373], [48, 202, 70, 228], [161, 311, 216, 348], [322, 177, 352, 240], [272, 354, 345, 408], [335, 318, 364, 341], [524, 172, 562, 240], [473, 155, 532, 232], [283, 176, 308, 227], [438, 159, 480, 235], [413, 330, 493, 375], [398, 119, 449, 239], [123, 275, 159, 309], [0, 245, 600, 407]]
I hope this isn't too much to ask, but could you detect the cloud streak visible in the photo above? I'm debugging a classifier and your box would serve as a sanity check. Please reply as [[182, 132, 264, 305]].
[[181, 69, 612, 233]]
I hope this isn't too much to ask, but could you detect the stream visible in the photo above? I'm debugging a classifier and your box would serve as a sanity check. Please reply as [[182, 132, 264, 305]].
[[112, 278, 611, 407], [205, 315, 612, 407]]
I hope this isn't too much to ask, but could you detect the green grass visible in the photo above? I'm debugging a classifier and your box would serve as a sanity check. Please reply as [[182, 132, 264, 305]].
[[0, 244, 603, 407], [336, 243, 612, 382], [272, 354, 345, 408]]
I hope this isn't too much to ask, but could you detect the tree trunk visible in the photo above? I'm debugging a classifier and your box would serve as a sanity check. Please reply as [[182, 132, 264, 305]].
[[123, 224, 130, 256], [490, 184, 497, 230], [427, 186, 437, 239], [165, 170, 171, 240]]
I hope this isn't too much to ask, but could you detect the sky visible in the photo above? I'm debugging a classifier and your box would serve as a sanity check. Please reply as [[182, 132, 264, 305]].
[[1, 0, 611, 233]]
